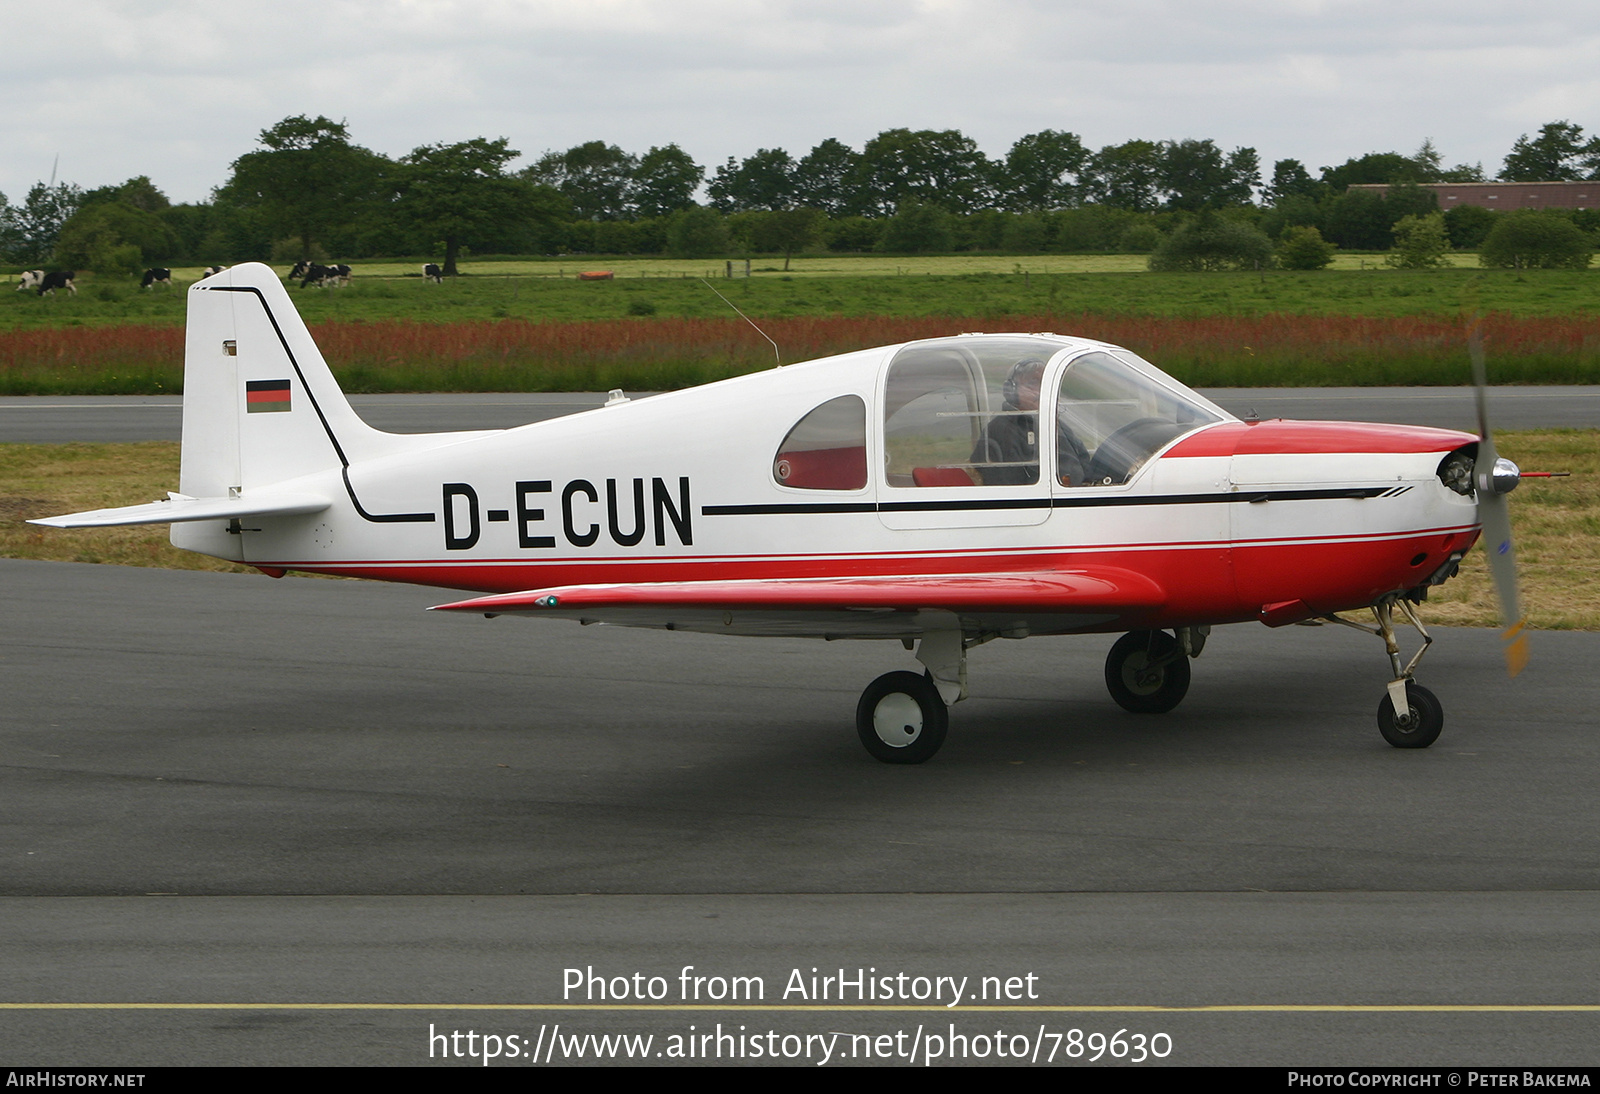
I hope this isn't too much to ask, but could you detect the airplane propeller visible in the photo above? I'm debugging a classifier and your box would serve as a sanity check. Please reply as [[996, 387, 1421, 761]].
[[1468, 325, 1529, 677]]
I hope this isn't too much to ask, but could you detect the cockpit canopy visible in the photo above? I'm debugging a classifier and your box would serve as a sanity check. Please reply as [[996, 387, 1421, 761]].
[[771, 334, 1229, 492]]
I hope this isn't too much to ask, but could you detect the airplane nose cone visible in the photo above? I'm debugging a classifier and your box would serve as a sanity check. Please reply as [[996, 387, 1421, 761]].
[[1479, 456, 1521, 495]]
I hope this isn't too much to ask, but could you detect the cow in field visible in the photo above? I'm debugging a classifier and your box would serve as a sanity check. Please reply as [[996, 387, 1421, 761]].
[[16, 270, 44, 292], [27, 271, 77, 296], [202, 265, 228, 279], [141, 268, 172, 289], [423, 263, 443, 283], [290, 261, 352, 288]]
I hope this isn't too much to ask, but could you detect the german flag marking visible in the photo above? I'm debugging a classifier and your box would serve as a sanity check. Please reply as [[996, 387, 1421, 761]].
[[246, 379, 291, 413]]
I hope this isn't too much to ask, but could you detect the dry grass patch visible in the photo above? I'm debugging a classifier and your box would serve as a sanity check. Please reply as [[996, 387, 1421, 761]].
[[4, 432, 1596, 627], [0, 443, 251, 573]]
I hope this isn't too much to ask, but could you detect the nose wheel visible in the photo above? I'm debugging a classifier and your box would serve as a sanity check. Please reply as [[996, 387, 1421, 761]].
[[856, 671, 948, 764], [1377, 680, 1443, 748]]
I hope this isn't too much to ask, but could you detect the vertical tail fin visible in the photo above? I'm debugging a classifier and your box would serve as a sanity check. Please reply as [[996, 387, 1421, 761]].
[[179, 262, 387, 499]]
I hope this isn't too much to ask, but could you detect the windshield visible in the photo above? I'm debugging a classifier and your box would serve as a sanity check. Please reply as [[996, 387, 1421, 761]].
[[1056, 350, 1223, 486]]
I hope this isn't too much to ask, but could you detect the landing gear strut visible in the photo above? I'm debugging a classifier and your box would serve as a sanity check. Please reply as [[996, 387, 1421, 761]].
[[1323, 596, 1443, 749]]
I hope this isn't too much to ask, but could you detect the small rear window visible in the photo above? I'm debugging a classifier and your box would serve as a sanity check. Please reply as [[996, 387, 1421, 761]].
[[774, 395, 867, 490]]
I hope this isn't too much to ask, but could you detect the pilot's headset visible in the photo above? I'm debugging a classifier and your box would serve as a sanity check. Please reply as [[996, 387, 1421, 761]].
[[1001, 358, 1047, 410]]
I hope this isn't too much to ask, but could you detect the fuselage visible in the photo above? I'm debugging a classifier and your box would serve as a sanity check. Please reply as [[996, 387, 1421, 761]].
[[176, 334, 1480, 635]]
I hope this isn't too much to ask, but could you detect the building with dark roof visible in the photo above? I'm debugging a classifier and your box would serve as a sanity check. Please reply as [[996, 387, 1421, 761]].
[[1348, 181, 1598, 211]]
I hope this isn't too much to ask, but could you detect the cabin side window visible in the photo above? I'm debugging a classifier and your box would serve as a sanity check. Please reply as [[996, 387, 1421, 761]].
[[882, 338, 1062, 487], [773, 395, 868, 490]]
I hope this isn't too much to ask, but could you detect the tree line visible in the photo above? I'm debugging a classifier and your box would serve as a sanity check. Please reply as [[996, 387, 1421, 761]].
[[2, 117, 1598, 274]]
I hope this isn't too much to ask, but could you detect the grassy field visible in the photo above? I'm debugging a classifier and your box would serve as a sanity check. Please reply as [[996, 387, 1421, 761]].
[[3, 258, 1599, 395], [5, 262, 1598, 332], [3, 311, 1595, 395], [4, 431, 1595, 629]]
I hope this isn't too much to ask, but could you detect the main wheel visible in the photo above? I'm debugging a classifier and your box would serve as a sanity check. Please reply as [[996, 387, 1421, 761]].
[[1105, 630, 1191, 714], [856, 671, 948, 764], [1377, 681, 1443, 748]]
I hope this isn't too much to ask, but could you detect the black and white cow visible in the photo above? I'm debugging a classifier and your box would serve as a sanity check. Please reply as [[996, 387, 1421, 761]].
[[290, 261, 352, 288], [15, 270, 44, 292], [141, 268, 172, 289], [30, 271, 76, 296], [423, 263, 443, 283], [202, 265, 228, 279]]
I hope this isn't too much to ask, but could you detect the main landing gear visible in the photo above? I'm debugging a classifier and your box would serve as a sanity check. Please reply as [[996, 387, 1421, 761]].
[[853, 626, 1212, 764], [1319, 596, 1444, 749], [855, 628, 965, 764], [1103, 629, 1196, 714]]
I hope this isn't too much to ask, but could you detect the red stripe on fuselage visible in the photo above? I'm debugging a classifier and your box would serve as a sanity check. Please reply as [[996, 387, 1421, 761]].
[[1163, 420, 1476, 458], [256, 527, 1480, 631]]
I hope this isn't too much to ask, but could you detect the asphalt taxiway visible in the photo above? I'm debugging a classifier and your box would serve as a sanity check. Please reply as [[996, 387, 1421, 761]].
[[3, 560, 1598, 1066], [5, 384, 1600, 443]]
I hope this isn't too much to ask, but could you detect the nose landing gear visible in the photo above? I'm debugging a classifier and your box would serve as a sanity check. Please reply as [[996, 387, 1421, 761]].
[[1323, 596, 1444, 749]]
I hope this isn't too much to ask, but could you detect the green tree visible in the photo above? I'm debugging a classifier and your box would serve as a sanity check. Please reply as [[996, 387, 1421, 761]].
[[631, 144, 704, 219], [219, 115, 390, 260], [1479, 210, 1593, 268], [1385, 212, 1451, 268], [793, 139, 862, 216], [707, 148, 796, 212], [397, 138, 555, 276], [1148, 211, 1273, 271], [1276, 225, 1336, 270], [1266, 159, 1320, 204], [80, 176, 170, 213], [1159, 139, 1259, 210], [854, 129, 993, 215], [53, 202, 177, 274], [824, 215, 883, 252], [666, 205, 729, 257], [1407, 139, 1485, 183], [4, 181, 83, 264], [743, 207, 823, 269], [1083, 140, 1164, 210], [1319, 151, 1418, 191], [876, 201, 954, 253], [1501, 121, 1600, 182], [1322, 188, 1395, 249], [1443, 205, 1497, 250], [525, 141, 637, 220], [1001, 212, 1053, 252], [1000, 130, 1087, 211]]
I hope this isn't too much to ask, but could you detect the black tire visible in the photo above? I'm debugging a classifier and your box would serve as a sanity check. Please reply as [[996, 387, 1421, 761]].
[[1377, 681, 1443, 749], [1105, 630, 1191, 714], [855, 671, 948, 764]]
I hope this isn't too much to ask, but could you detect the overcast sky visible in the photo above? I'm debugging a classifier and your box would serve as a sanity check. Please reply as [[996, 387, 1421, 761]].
[[4, 0, 1598, 205]]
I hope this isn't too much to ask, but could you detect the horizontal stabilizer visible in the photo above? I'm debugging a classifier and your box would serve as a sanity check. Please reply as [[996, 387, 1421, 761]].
[[30, 492, 330, 528]]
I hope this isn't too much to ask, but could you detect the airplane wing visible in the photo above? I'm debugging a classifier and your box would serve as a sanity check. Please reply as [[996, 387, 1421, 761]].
[[29, 492, 331, 528], [429, 569, 1168, 639]]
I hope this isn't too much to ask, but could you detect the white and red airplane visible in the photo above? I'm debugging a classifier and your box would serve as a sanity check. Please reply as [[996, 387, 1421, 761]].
[[35, 262, 1527, 762]]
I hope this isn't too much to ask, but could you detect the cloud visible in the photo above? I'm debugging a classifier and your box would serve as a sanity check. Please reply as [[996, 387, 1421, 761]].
[[2, 0, 1598, 203]]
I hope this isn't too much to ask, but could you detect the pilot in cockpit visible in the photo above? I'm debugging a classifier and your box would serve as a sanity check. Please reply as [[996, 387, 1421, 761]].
[[972, 358, 1090, 486]]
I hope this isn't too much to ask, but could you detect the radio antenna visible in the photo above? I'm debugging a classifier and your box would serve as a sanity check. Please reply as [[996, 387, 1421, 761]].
[[698, 277, 781, 367]]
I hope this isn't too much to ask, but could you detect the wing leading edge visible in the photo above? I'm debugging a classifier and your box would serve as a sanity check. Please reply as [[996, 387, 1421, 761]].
[[429, 569, 1168, 639]]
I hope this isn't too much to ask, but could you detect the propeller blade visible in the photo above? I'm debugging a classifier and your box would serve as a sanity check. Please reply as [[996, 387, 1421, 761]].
[[1468, 326, 1528, 677]]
